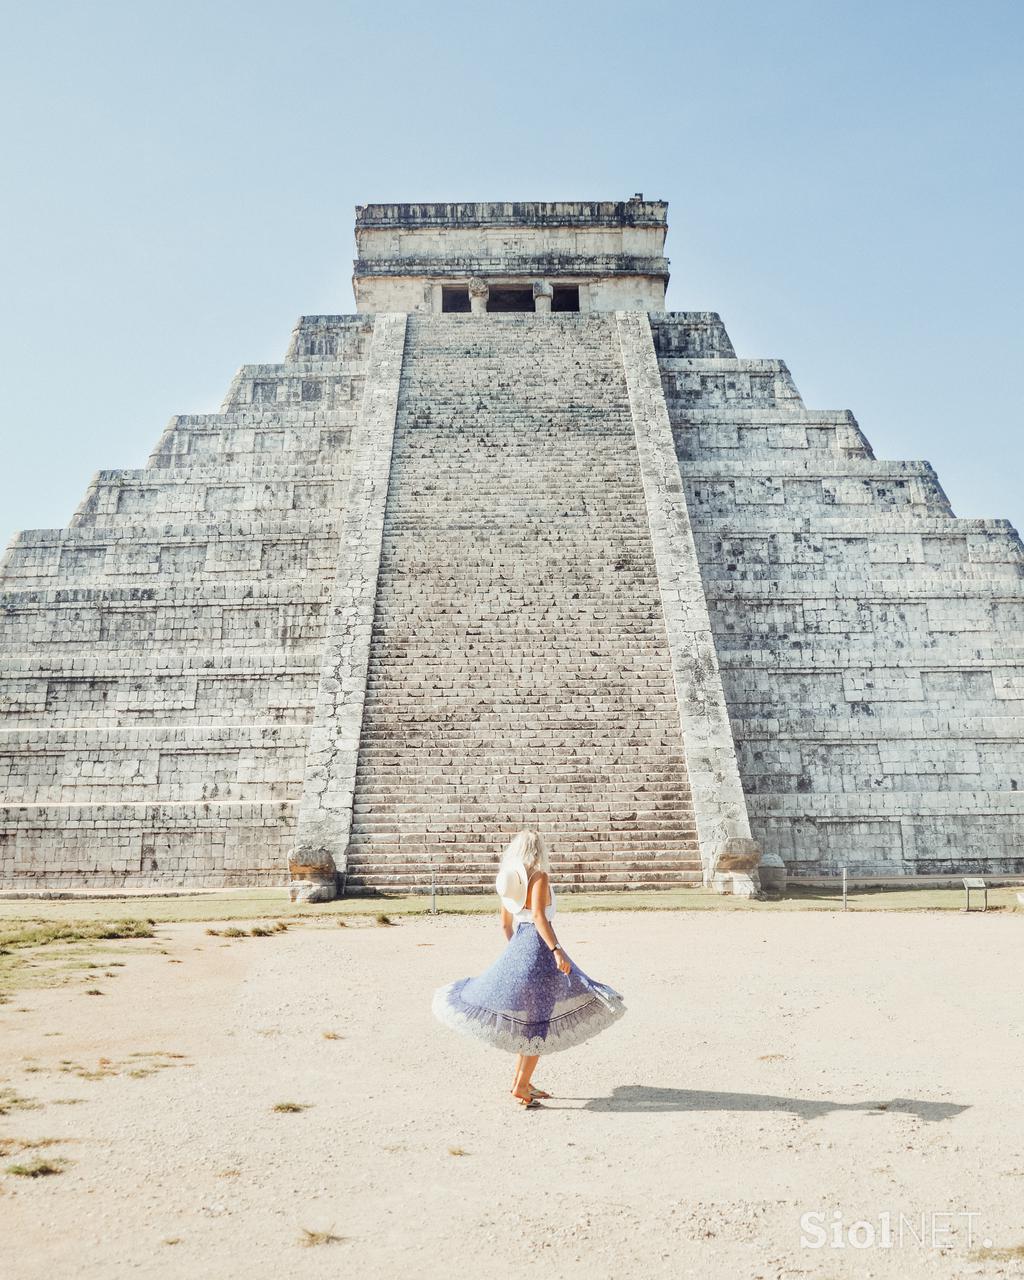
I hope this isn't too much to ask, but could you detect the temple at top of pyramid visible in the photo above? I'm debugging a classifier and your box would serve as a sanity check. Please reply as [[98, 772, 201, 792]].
[[352, 195, 670, 312], [2, 197, 1023, 901]]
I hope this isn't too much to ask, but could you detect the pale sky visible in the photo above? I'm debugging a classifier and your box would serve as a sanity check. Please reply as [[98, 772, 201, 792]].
[[1, 0, 1022, 548]]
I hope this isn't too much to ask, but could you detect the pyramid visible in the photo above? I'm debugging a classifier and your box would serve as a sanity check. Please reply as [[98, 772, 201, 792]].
[[2, 198, 1022, 899]]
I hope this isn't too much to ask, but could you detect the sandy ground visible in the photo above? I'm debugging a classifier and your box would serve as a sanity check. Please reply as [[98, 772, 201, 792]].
[[1, 909, 1022, 1280]]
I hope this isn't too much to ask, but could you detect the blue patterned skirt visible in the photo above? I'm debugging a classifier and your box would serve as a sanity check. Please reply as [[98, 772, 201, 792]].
[[432, 922, 626, 1056]]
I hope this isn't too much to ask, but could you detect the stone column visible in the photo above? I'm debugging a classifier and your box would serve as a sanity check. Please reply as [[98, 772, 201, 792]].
[[615, 310, 787, 896], [468, 278, 489, 314], [289, 312, 408, 901], [533, 280, 554, 314]]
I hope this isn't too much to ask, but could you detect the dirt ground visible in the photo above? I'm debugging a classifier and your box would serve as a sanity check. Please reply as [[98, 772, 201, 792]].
[[1, 908, 1022, 1279]]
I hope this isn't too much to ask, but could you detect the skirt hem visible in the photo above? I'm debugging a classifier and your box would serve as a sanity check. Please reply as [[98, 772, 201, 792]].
[[432, 978, 626, 1057]]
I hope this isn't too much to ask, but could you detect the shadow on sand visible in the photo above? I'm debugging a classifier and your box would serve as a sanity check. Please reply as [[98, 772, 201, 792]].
[[566, 1087, 967, 1122]]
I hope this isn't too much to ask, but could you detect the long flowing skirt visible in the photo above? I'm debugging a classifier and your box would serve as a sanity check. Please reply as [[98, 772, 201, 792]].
[[432, 921, 626, 1056]]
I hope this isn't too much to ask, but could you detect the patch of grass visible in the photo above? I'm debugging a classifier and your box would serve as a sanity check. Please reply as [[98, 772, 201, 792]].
[[272, 1101, 308, 1114], [299, 1228, 346, 1247], [273, 921, 289, 932], [84, 988, 104, 996], [249, 925, 273, 938], [52, 1097, 85, 1106], [206, 928, 221, 937], [375, 913, 394, 927], [447, 1146, 469, 1157], [6, 1156, 71, 1177], [322, 1031, 343, 1041], [0, 919, 154, 950], [222, 927, 247, 938], [758, 1054, 786, 1062], [0, 1089, 42, 1116], [162, 1238, 182, 1247]]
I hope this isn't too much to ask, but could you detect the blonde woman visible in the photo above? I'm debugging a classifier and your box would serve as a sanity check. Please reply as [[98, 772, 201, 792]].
[[432, 830, 626, 1108]]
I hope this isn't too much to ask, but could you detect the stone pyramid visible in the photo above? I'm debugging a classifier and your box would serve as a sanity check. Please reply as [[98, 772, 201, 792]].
[[2, 198, 1022, 899]]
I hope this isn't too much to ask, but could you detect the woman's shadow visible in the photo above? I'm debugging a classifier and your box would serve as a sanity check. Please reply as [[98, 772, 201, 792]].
[[568, 1087, 966, 1122]]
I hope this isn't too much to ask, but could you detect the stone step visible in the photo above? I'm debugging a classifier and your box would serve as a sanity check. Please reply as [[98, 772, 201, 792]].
[[342, 874, 704, 895]]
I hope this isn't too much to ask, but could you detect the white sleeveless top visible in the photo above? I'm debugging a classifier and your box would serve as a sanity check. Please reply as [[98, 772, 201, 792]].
[[512, 877, 556, 925]]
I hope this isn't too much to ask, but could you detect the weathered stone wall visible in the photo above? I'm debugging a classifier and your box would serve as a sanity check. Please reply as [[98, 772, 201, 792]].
[[353, 198, 669, 313], [653, 313, 1024, 878], [0, 316, 374, 889]]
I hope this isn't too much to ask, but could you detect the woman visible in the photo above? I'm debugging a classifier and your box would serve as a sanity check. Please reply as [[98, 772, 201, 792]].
[[432, 830, 626, 1108]]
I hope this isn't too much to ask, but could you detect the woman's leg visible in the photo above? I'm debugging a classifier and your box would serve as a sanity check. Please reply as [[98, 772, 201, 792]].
[[513, 1054, 539, 1099]]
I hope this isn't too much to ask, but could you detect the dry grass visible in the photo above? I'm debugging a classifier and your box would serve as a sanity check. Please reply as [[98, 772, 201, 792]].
[[208, 920, 288, 939], [0, 1089, 42, 1116], [271, 1101, 308, 1114], [5, 1156, 71, 1177], [0, 919, 154, 949], [299, 1228, 346, 1247], [447, 1146, 469, 1157], [322, 1031, 343, 1041], [375, 913, 394, 927], [37, 1050, 190, 1084]]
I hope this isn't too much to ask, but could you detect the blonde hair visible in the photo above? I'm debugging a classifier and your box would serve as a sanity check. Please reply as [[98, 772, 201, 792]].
[[500, 829, 550, 876]]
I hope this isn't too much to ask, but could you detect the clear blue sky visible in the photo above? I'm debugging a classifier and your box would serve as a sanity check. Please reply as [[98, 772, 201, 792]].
[[1, 0, 1022, 548]]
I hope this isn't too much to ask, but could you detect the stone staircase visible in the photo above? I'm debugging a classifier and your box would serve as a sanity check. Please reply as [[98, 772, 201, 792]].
[[653, 313, 1024, 876], [344, 314, 701, 893]]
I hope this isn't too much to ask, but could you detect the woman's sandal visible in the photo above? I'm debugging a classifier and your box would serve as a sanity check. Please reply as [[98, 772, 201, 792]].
[[510, 1085, 552, 1101], [511, 1090, 541, 1109]]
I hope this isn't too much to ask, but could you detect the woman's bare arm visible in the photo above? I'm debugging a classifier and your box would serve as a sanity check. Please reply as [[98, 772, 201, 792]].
[[529, 873, 570, 972], [500, 904, 514, 941]]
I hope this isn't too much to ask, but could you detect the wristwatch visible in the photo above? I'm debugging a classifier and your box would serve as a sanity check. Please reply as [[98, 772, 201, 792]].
[[550, 944, 562, 953]]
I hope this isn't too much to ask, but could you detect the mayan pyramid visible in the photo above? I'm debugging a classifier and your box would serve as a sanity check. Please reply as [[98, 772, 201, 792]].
[[2, 197, 1022, 899]]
